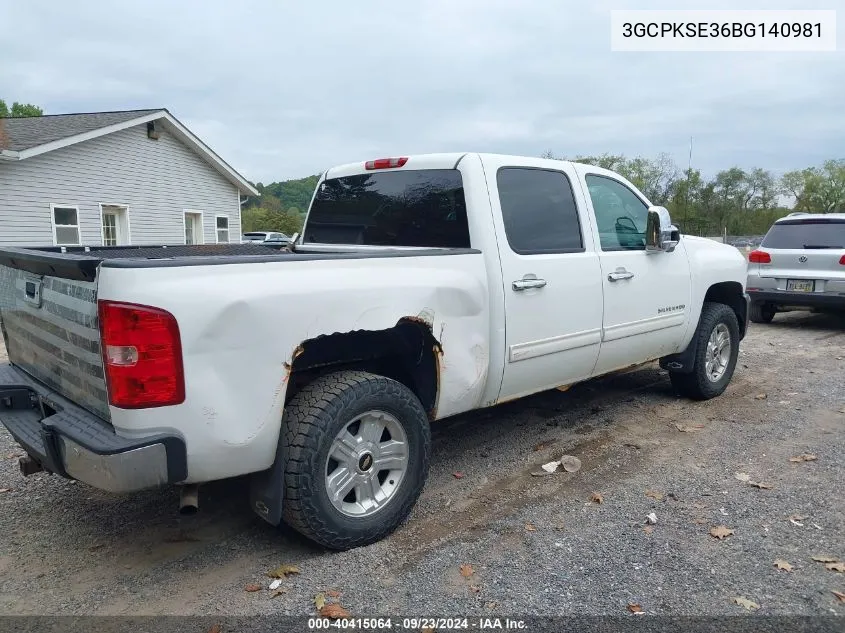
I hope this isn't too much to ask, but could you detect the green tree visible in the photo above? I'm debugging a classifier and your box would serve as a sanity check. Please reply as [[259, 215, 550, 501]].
[[0, 99, 43, 117]]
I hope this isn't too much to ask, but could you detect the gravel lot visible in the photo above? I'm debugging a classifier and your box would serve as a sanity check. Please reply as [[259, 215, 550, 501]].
[[0, 311, 843, 618]]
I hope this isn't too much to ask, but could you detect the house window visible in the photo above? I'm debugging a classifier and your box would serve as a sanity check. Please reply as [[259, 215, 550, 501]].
[[184, 211, 204, 245], [51, 205, 81, 245], [101, 205, 130, 246], [216, 215, 230, 243]]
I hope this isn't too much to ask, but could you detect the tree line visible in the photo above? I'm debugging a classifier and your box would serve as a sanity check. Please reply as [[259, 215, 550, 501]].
[[5, 97, 840, 237], [0, 99, 43, 118], [542, 151, 845, 236]]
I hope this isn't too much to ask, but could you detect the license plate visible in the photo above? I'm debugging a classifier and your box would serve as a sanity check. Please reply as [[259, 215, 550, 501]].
[[787, 279, 815, 292]]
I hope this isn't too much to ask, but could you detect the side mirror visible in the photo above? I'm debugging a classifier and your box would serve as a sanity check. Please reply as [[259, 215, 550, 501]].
[[645, 206, 680, 253]]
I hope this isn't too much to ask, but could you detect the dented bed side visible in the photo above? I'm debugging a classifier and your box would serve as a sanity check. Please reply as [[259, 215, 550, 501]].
[[95, 251, 493, 483]]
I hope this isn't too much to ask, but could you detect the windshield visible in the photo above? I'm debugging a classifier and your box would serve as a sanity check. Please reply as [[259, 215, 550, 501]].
[[304, 169, 470, 248], [762, 219, 845, 249]]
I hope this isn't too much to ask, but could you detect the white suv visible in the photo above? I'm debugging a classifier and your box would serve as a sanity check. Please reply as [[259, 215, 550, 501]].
[[747, 212, 845, 322]]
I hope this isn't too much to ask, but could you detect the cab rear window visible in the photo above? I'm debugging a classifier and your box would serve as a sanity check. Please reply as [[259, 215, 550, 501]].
[[762, 219, 845, 249], [304, 169, 470, 248]]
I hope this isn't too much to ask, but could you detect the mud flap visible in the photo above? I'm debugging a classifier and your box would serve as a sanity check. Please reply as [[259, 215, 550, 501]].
[[249, 435, 285, 526], [659, 335, 700, 374]]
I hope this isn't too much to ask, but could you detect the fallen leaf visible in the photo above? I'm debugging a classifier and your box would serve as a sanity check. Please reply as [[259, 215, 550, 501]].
[[560, 455, 582, 472], [693, 518, 708, 525], [732, 596, 760, 611], [469, 584, 481, 593], [832, 590, 845, 603], [734, 472, 751, 482], [525, 523, 537, 532], [459, 564, 474, 578], [270, 589, 288, 598], [826, 562, 845, 573], [675, 423, 704, 432], [244, 584, 262, 592], [627, 603, 644, 614], [326, 590, 341, 598], [208, 624, 222, 633], [812, 556, 838, 563], [643, 526, 654, 535], [774, 559, 794, 572], [320, 604, 351, 619], [749, 481, 773, 490], [453, 471, 465, 479], [645, 490, 664, 500], [754, 393, 767, 400], [314, 593, 326, 610], [789, 454, 817, 463], [422, 628, 436, 633], [267, 564, 300, 578], [485, 601, 498, 609], [590, 492, 604, 504], [709, 525, 734, 540], [541, 460, 561, 473]]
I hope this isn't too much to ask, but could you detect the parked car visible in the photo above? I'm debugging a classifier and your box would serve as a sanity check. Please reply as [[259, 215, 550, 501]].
[[242, 231, 291, 246], [0, 153, 749, 550], [747, 213, 845, 322]]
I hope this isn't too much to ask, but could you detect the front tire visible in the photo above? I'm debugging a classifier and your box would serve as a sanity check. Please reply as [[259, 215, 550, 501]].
[[749, 301, 775, 323], [670, 302, 740, 401], [281, 370, 431, 550]]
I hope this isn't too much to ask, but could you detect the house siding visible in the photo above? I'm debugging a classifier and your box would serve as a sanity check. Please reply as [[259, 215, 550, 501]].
[[0, 124, 242, 246]]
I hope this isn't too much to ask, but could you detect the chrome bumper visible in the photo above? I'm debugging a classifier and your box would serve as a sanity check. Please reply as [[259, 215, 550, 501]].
[[0, 362, 186, 493]]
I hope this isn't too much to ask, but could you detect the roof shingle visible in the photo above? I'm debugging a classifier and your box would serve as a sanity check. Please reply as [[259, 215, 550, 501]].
[[0, 109, 164, 151]]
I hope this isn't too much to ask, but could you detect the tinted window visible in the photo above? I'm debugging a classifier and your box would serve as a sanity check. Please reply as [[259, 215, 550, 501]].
[[762, 219, 845, 249], [496, 168, 583, 254], [305, 170, 469, 248], [585, 175, 648, 251]]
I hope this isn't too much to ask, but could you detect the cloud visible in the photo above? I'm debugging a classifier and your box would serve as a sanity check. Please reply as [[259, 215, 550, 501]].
[[1, 0, 842, 183]]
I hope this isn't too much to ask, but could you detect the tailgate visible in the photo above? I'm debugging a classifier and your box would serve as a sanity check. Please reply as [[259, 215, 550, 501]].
[[0, 264, 110, 421]]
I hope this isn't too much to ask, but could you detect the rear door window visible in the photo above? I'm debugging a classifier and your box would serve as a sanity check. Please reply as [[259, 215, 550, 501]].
[[762, 219, 845, 249], [496, 168, 584, 254], [305, 169, 470, 248]]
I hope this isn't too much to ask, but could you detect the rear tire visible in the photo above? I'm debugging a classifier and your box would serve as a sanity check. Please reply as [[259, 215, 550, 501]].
[[670, 302, 740, 401], [749, 301, 775, 323], [281, 370, 431, 550]]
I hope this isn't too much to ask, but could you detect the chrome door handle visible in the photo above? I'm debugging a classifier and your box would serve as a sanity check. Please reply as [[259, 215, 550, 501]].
[[512, 277, 547, 291], [607, 268, 635, 282]]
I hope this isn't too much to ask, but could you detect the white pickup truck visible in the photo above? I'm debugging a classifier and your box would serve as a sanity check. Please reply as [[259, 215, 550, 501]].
[[0, 153, 749, 549]]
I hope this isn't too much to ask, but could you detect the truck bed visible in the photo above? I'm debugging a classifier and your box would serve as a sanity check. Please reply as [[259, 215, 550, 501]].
[[0, 244, 479, 282]]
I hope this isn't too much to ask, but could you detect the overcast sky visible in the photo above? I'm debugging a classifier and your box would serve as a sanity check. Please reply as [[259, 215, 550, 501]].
[[2, 0, 842, 184]]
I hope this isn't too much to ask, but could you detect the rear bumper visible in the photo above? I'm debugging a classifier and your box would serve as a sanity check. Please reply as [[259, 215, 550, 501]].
[[0, 363, 186, 493], [747, 289, 845, 309]]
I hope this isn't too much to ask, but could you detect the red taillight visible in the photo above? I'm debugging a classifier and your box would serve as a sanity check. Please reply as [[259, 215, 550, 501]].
[[364, 157, 408, 170], [749, 250, 771, 264], [98, 301, 185, 409], [839, 254, 845, 265]]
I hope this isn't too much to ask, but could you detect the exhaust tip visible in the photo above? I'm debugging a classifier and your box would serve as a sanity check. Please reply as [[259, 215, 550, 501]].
[[179, 484, 199, 515]]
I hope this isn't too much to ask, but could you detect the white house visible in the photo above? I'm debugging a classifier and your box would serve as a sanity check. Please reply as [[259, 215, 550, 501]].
[[0, 109, 258, 247]]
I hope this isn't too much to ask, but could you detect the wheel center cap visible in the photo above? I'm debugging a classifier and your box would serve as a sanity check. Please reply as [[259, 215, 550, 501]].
[[358, 452, 374, 472]]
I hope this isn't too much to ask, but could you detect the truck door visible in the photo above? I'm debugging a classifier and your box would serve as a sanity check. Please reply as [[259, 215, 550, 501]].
[[483, 157, 604, 402], [574, 166, 691, 374]]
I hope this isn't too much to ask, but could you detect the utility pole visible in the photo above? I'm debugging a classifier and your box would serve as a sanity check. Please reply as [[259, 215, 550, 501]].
[[683, 136, 693, 231]]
